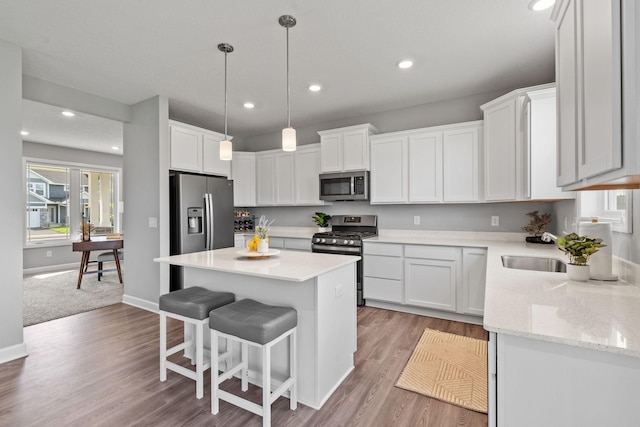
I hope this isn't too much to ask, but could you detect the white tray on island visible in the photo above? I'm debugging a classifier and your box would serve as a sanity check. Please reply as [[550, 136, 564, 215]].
[[236, 248, 281, 258]]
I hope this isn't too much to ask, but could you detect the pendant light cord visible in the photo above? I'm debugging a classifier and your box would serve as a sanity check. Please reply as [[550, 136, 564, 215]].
[[224, 49, 228, 140], [286, 25, 291, 128]]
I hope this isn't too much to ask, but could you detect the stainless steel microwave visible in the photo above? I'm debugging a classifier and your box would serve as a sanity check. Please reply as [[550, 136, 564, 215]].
[[319, 171, 369, 201]]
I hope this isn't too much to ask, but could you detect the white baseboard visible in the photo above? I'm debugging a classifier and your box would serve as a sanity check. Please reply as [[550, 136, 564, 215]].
[[23, 263, 80, 276], [0, 342, 28, 365], [365, 300, 484, 325], [122, 294, 158, 313]]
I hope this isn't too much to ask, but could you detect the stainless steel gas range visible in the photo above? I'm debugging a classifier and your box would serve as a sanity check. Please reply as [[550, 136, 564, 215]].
[[311, 215, 378, 306]]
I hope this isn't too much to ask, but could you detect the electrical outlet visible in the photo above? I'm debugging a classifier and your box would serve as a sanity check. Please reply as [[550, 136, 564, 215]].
[[491, 216, 500, 227], [414, 215, 420, 225], [148, 217, 158, 228], [46, 250, 52, 257]]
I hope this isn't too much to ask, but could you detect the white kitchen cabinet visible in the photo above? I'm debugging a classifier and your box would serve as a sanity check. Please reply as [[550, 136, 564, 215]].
[[481, 97, 518, 201], [169, 120, 230, 177], [294, 144, 324, 205], [234, 234, 247, 248], [404, 245, 460, 312], [363, 243, 404, 303], [231, 152, 256, 207], [489, 332, 640, 427], [369, 135, 408, 203], [551, 0, 640, 191], [283, 237, 311, 252], [255, 152, 275, 205], [460, 248, 486, 316], [274, 152, 295, 205], [442, 126, 480, 202], [253, 145, 326, 207], [480, 84, 573, 201], [318, 124, 379, 172], [370, 121, 482, 204]]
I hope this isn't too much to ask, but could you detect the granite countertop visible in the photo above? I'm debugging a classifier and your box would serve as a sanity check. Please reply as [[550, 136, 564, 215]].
[[365, 230, 640, 358], [154, 246, 359, 282]]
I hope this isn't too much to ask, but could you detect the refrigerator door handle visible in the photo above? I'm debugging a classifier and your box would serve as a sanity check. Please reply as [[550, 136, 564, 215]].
[[204, 193, 212, 250], [208, 193, 214, 248]]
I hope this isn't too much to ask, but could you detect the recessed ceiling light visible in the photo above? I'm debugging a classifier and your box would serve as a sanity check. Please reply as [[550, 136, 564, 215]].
[[243, 102, 255, 109], [61, 110, 75, 117], [528, 0, 555, 11], [397, 59, 414, 69], [308, 84, 322, 92], [20, 130, 29, 136], [111, 146, 120, 151]]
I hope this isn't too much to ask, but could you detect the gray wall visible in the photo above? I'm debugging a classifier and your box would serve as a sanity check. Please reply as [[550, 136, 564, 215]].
[[239, 88, 512, 152], [250, 201, 563, 234], [122, 96, 169, 308], [22, 141, 123, 270], [0, 40, 26, 361]]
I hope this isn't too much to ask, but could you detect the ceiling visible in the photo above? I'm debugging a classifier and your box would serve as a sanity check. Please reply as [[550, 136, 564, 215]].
[[1, 0, 556, 153]]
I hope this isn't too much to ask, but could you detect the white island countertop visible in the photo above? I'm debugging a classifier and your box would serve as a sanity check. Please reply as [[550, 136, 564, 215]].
[[154, 246, 359, 282], [364, 230, 640, 358]]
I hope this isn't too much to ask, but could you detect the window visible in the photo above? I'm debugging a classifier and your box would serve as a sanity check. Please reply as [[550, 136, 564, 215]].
[[25, 161, 120, 244], [577, 190, 632, 233]]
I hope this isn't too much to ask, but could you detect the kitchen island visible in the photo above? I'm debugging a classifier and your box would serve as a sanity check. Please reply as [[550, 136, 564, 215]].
[[154, 247, 359, 410]]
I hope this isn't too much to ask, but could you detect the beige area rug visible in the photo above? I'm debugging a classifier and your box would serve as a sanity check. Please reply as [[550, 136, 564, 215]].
[[23, 265, 123, 326], [395, 328, 488, 413]]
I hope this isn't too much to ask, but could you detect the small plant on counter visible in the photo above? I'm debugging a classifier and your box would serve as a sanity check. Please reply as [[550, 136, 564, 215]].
[[312, 212, 331, 228], [556, 233, 605, 265], [522, 211, 552, 244], [255, 215, 274, 240]]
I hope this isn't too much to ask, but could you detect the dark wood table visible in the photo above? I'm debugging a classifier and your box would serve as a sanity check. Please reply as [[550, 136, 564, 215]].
[[72, 239, 124, 289]]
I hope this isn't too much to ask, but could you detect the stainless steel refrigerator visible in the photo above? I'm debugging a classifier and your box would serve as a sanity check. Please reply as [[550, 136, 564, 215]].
[[169, 171, 234, 291]]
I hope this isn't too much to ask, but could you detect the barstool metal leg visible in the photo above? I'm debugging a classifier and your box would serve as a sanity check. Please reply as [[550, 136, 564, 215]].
[[241, 342, 249, 392], [160, 311, 167, 382], [290, 328, 297, 410], [211, 329, 220, 415], [195, 321, 204, 399], [262, 342, 271, 427]]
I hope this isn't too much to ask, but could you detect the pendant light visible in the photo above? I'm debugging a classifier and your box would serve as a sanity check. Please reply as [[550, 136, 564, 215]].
[[218, 43, 234, 161], [279, 15, 297, 152]]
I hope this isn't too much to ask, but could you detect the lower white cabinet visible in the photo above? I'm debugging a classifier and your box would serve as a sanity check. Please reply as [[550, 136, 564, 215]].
[[460, 248, 487, 316], [363, 242, 486, 318], [404, 246, 460, 312], [283, 237, 311, 252]]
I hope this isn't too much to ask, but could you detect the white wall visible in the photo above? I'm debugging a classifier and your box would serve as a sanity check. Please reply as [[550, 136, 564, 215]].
[[122, 96, 169, 311], [0, 39, 27, 363]]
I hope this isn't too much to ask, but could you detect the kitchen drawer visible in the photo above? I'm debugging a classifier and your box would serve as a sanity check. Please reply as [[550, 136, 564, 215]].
[[405, 245, 459, 261], [284, 238, 311, 251], [364, 255, 403, 280], [364, 277, 403, 303], [363, 242, 403, 257]]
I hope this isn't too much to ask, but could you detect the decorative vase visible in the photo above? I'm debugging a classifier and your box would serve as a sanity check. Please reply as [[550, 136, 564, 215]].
[[257, 238, 269, 254], [567, 264, 590, 282], [317, 226, 328, 233]]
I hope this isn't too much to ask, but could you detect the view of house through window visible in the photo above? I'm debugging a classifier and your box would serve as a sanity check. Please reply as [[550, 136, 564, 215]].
[[25, 162, 119, 243]]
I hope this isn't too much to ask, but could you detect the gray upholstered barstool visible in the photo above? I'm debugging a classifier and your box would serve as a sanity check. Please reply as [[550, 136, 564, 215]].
[[209, 299, 297, 427], [159, 286, 235, 399]]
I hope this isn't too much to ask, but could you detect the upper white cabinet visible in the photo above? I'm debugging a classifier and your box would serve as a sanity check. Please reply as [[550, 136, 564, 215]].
[[318, 124, 379, 172], [480, 84, 574, 201], [252, 144, 326, 207], [169, 120, 230, 177], [552, 0, 640, 190], [230, 152, 256, 207], [370, 121, 482, 204]]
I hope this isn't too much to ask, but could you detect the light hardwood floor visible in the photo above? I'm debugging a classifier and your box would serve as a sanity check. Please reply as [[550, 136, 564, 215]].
[[0, 303, 488, 426]]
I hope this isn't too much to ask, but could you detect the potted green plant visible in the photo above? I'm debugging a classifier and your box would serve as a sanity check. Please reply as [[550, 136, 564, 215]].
[[312, 212, 331, 232], [522, 211, 552, 244], [556, 233, 605, 281]]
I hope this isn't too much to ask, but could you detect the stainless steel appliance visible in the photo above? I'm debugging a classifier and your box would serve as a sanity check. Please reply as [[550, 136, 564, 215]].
[[169, 171, 234, 291], [311, 214, 378, 306], [319, 171, 369, 201]]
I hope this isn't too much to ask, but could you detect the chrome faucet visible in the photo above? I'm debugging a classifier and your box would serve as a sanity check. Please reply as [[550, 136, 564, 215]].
[[541, 232, 558, 243]]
